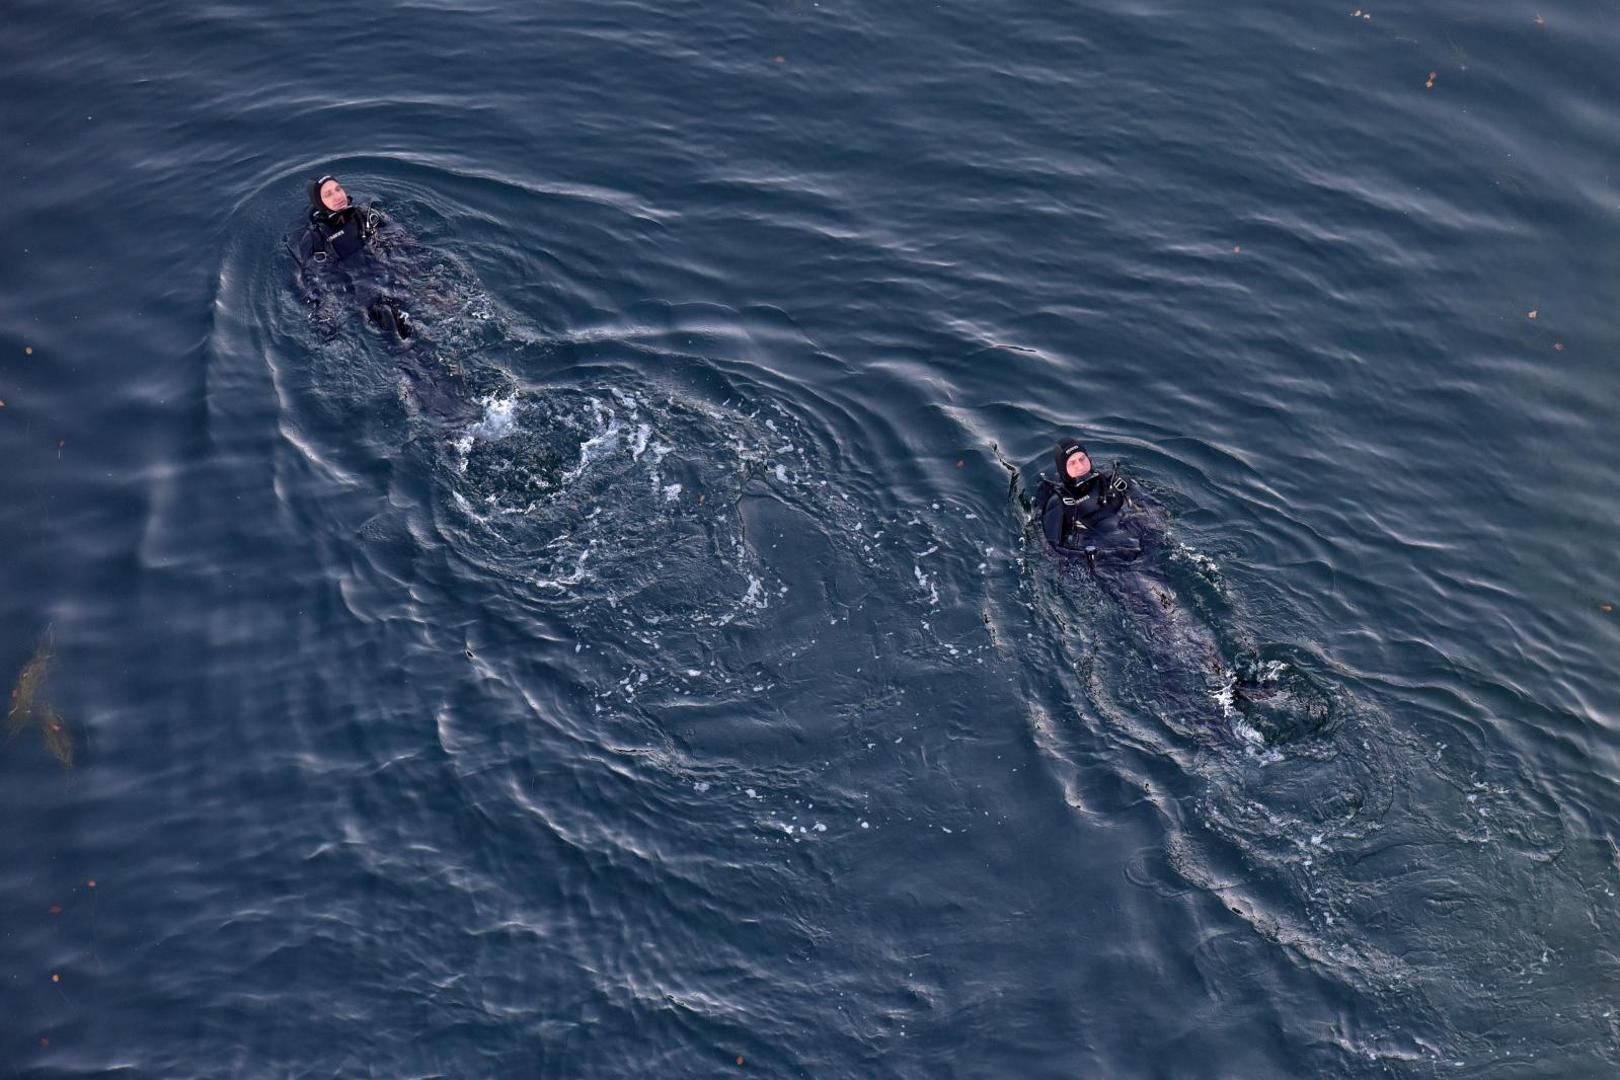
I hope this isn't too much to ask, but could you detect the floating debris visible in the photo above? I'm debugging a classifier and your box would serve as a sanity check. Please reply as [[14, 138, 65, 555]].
[[7, 635, 50, 737], [1425, 71, 1438, 90], [41, 706, 73, 768], [6, 632, 74, 771]]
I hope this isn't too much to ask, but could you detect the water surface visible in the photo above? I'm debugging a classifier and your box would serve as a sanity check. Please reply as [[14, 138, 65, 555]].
[[2, 1, 1618, 1076]]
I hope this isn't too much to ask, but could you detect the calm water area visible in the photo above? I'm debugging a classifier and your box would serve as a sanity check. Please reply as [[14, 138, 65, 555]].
[[2, 1, 1618, 1076]]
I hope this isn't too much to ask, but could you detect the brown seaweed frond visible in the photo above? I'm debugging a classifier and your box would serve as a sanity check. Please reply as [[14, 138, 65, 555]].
[[40, 706, 74, 770], [7, 634, 52, 740]]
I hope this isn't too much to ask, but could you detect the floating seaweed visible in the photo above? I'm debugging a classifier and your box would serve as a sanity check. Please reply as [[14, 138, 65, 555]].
[[7, 634, 50, 737], [40, 706, 73, 769], [6, 632, 73, 771]]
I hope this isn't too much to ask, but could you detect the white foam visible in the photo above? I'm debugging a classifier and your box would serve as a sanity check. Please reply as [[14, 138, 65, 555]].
[[467, 394, 520, 441], [1231, 716, 1266, 748], [913, 565, 940, 606]]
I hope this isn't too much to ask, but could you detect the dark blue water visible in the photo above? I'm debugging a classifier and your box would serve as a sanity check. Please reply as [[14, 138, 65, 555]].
[[4, 1, 1619, 1076]]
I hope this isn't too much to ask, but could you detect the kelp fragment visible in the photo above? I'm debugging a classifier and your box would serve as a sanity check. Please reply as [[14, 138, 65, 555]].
[[40, 706, 73, 768], [6, 633, 73, 771], [7, 637, 50, 737]]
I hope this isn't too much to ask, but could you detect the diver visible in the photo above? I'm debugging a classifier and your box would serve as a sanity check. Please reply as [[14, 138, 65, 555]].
[[1033, 437, 1142, 563], [290, 175, 413, 341]]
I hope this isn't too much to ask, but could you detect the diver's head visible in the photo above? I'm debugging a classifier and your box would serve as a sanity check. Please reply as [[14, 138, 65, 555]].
[[1055, 438, 1093, 489], [309, 175, 349, 212]]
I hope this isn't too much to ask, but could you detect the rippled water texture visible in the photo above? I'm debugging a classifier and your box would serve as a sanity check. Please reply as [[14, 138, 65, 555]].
[[3, 0, 1618, 1076]]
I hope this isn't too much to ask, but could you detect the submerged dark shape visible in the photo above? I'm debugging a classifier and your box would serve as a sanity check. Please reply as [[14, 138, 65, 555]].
[[1025, 439, 1245, 730], [1021, 440, 1334, 743]]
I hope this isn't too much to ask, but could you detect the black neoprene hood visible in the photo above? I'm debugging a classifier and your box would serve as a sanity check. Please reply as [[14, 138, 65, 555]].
[[308, 175, 337, 210]]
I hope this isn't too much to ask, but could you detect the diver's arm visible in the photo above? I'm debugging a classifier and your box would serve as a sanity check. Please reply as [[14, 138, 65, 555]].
[[290, 229, 321, 303], [1041, 495, 1072, 549]]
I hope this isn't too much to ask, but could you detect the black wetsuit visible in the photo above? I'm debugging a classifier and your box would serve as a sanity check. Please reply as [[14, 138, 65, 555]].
[[1035, 440, 1140, 561], [1037, 472, 1137, 557], [294, 204, 378, 267], [292, 198, 414, 341]]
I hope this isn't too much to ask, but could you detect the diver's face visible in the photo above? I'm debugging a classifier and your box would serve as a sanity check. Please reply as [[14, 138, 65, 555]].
[[1065, 450, 1092, 479], [320, 180, 349, 211]]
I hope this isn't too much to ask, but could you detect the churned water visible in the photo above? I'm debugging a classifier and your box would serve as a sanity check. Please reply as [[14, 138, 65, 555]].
[[3, 1, 1618, 1076]]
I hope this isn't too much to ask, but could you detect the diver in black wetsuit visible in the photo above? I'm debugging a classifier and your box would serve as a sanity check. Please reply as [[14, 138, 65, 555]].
[[291, 175, 413, 341], [1034, 437, 1141, 563]]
